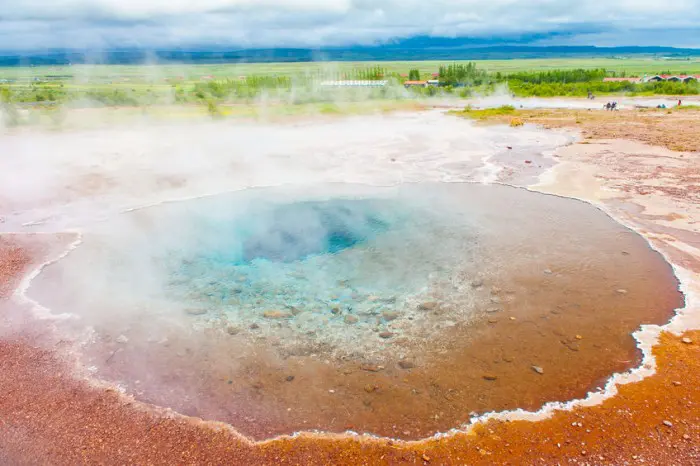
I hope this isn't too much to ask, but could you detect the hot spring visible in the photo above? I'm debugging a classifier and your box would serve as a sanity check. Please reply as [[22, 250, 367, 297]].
[[28, 182, 681, 440]]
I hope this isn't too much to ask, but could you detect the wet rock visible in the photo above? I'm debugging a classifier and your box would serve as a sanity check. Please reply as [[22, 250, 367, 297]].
[[532, 365, 544, 375], [360, 363, 384, 372], [482, 374, 498, 381], [398, 360, 415, 370], [226, 325, 240, 336], [418, 301, 439, 311], [382, 311, 399, 321], [285, 375, 295, 382], [263, 310, 292, 319], [185, 308, 208, 316], [681, 337, 693, 345], [344, 315, 359, 324], [379, 331, 394, 339]]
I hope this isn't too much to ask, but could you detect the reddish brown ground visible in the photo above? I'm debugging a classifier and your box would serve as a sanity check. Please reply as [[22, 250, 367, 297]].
[[460, 107, 700, 152], [1, 233, 698, 465]]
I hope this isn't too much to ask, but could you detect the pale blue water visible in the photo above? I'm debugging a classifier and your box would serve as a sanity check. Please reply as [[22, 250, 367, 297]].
[[159, 192, 481, 330]]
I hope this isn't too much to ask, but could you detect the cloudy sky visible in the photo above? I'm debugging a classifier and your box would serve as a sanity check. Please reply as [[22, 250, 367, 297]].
[[0, 0, 699, 51]]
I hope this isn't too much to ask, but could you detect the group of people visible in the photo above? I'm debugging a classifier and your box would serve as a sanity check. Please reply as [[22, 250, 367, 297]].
[[604, 101, 618, 111]]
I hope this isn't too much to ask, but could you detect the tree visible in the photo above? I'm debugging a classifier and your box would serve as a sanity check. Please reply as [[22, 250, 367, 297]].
[[408, 69, 421, 81]]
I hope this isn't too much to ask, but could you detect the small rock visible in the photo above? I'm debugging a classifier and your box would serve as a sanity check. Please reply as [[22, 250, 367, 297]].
[[116, 335, 129, 344], [483, 374, 498, 381], [364, 384, 379, 393], [486, 307, 502, 313], [328, 389, 335, 394], [398, 360, 415, 370], [185, 308, 208, 316], [509, 316, 516, 321], [503, 356, 514, 363], [382, 311, 399, 321], [418, 301, 439, 311], [330, 306, 341, 315], [251, 382, 264, 390], [672, 381, 682, 386], [379, 331, 394, 339], [575, 335, 583, 340], [285, 375, 295, 382], [226, 325, 240, 335], [487, 318, 499, 324], [532, 365, 544, 375], [422, 453, 431, 462], [543, 269, 553, 275], [490, 297, 501, 304], [525, 160, 532, 164], [344, 315, 359, 324], [360, 363, 384, 372], [249, 323, 260, 330], [681, 337, 693, 345], [263, 310, 292, 319], [616, 289, 628, 295], [471, 279, 484, 288], [683, 434, 690, 440], [662, 420, 673, 427]]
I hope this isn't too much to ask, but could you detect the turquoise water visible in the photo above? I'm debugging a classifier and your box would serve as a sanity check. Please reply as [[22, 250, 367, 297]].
[[159, 191, 483, 336]]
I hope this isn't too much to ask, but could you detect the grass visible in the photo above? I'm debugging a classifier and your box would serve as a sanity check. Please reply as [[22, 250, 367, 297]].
[[2, 58, 700, 107], [452, 105, 517, 120], [3, 58, 700, 82]]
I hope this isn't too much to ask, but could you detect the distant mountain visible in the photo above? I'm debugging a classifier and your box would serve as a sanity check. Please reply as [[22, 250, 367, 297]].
[[1, 42, 699, 67]]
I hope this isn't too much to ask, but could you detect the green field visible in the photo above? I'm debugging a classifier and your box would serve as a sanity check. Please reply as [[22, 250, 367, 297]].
[[3, 58, 700, 81], [1, 58, 700, 117]]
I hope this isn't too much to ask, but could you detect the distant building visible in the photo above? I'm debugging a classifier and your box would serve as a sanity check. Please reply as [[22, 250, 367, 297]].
[[403, 80, 427, 88], [603, 77, 641, 83], [426, 80, 440, 86], [643, 74, 700, 83], [320, 80, 388, 87]]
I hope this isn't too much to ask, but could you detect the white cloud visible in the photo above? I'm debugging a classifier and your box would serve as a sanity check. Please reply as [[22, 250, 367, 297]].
[[0, 0, 698, 50]]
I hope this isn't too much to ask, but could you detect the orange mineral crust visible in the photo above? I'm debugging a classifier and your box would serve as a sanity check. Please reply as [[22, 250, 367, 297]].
[[0, 327, 697, 465]]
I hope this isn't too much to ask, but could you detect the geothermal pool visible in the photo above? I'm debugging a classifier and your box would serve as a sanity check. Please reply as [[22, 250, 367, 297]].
[[28, 181, 681, 440]]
